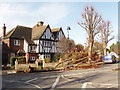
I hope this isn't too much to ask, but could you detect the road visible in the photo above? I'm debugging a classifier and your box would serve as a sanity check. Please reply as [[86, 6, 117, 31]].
[[2, 63, 119, 89]]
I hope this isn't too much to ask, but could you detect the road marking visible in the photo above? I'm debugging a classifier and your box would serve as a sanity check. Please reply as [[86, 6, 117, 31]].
[[51, 76, 60, 90], [7, 71, 16, 74], [61, 75, 83, 84], [26, 78, 38, 83], [81, 82, 119, 89], [41, 75, 57, 79], [61, 75, 72, 81], [25, 82, 43, 89], [4, 79, 42, 89], [81, 82, 93, 90]]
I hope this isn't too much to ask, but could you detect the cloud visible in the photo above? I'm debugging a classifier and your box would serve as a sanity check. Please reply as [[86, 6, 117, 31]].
[[0, 3, 69, 35], [0, 3, 32, 35], [34, 3, 69, 26]]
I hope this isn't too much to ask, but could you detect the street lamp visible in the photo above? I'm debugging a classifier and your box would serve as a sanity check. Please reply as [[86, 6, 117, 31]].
[[67, 26, 71, 53], [67, 26, 71, 40]]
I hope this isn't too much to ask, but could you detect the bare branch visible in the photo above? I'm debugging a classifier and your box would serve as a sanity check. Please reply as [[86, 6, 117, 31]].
[[78, 22, 89, 33], [107, 36, 114, 43], [78, 5, 103, 62]]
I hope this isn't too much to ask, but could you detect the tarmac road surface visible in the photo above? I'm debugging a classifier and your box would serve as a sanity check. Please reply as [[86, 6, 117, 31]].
[[2, 63, 119, 89]]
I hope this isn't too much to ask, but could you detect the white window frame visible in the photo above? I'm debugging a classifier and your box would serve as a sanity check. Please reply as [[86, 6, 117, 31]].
[[14, 40, 20, 46], [45, 54, 51, 58], [30, 56, 36, 61], [31, 46, 36, 52], [11, 53, 15, 57]]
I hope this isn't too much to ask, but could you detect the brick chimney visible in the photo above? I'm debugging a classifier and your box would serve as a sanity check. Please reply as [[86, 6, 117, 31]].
[[2, 24, 6, 38], [37, 21, 44, 26]]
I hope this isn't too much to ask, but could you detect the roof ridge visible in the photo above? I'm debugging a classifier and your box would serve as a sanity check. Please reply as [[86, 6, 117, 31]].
[[17, 25, 32, 29], [5, 26, 18, 37], [51, 27, 61, 32], [52, 27, 60, 29], [32, 24, 49, 40], [33, 24, 48, 28]]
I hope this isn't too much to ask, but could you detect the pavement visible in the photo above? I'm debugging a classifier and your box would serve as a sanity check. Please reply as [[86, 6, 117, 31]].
[[1, 70, 16, 75], [1, 63, 120, 89]]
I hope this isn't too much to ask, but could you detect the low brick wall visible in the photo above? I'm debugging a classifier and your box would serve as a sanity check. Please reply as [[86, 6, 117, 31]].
[[15, 61, 38, 71], [15, 60, 62, 71], [43, 62, 58, 68]]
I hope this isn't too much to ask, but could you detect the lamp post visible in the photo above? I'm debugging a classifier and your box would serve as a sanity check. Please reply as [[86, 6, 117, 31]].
[[67, 26, 71, 40], [67, 26, 71, 53]]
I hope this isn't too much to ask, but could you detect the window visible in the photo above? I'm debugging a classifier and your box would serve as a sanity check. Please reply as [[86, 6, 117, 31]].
[[47, 41, 49, 46], [30, 56, 36, 61], [31, 46, 36, 52], [43, 41, 44, 46], [48, 41, 50, 46], [45, 41, 46, 46], [14, 40, 20, 46], [11, 53, 15, 57], [45, 54, 51, 58]]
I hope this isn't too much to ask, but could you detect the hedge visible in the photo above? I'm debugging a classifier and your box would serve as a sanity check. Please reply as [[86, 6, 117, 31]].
[[44, 58, 51, 63], [52, 53, 63, 62], [10, 57, 17, 66], [10, 56, 26, 66], [17, 56, 26, 64]]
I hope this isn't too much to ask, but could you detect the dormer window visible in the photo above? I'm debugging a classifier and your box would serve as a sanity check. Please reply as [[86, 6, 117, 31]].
[[14, 40, 20, 46]]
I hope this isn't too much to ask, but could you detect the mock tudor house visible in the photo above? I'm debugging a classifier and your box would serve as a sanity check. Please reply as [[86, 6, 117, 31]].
[[2, 21, 65, 64]]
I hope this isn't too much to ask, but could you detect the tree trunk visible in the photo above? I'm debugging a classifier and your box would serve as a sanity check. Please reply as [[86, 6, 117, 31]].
[[103, 41, 107, 55], [26, 52, 29, 64], [104, 47, 107, 55], [88, 41, 93, 63]]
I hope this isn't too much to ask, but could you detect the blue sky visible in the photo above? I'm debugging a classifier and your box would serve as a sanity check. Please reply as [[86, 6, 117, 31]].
[[0, 2, 118, 47]]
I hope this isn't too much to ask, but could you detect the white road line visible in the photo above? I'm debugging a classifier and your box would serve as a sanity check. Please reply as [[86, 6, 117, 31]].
[[61, 75, 72, 81], [25, 82, 43, 89], [41, 75, 57, 79], [26, 78, 38, 83], [94, 83, 120, 86], [81, 82, 93, 90], [51, 76, 60, 90], [7, 71, 16, 74], [4, 79, 42, 89], [61, 75, 84, 84], [81, 82, 119, 89]]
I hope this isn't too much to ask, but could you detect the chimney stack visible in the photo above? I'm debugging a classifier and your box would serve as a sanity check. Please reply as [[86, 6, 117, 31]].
[[37, 21, 44, 26], [2, 24, 6, 38]]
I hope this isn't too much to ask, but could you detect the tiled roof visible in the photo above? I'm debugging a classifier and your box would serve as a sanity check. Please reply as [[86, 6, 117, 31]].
[[51, 27, 60, 32], [4, 23, 65, 44], [17, 49, 25, 54], [5, 25, 35, 44], [32, 24, 48, 40], [51, 27, 61, 39], [5, 27, 16, 38]]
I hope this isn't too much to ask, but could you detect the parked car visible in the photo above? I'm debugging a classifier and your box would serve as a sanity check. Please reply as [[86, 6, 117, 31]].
[[104, 55, 116, 64]]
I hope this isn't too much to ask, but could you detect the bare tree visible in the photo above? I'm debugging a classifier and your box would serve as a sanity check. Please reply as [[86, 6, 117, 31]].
[[56, 37, 76, 54], [98, 20, 114, 55], [78, 6, 102, 62]]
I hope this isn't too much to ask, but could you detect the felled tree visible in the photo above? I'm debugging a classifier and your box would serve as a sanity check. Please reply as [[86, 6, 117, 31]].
[[75, 44, 84, 52], [98, 20, 114, 55], [78, 6, 102, 62]]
